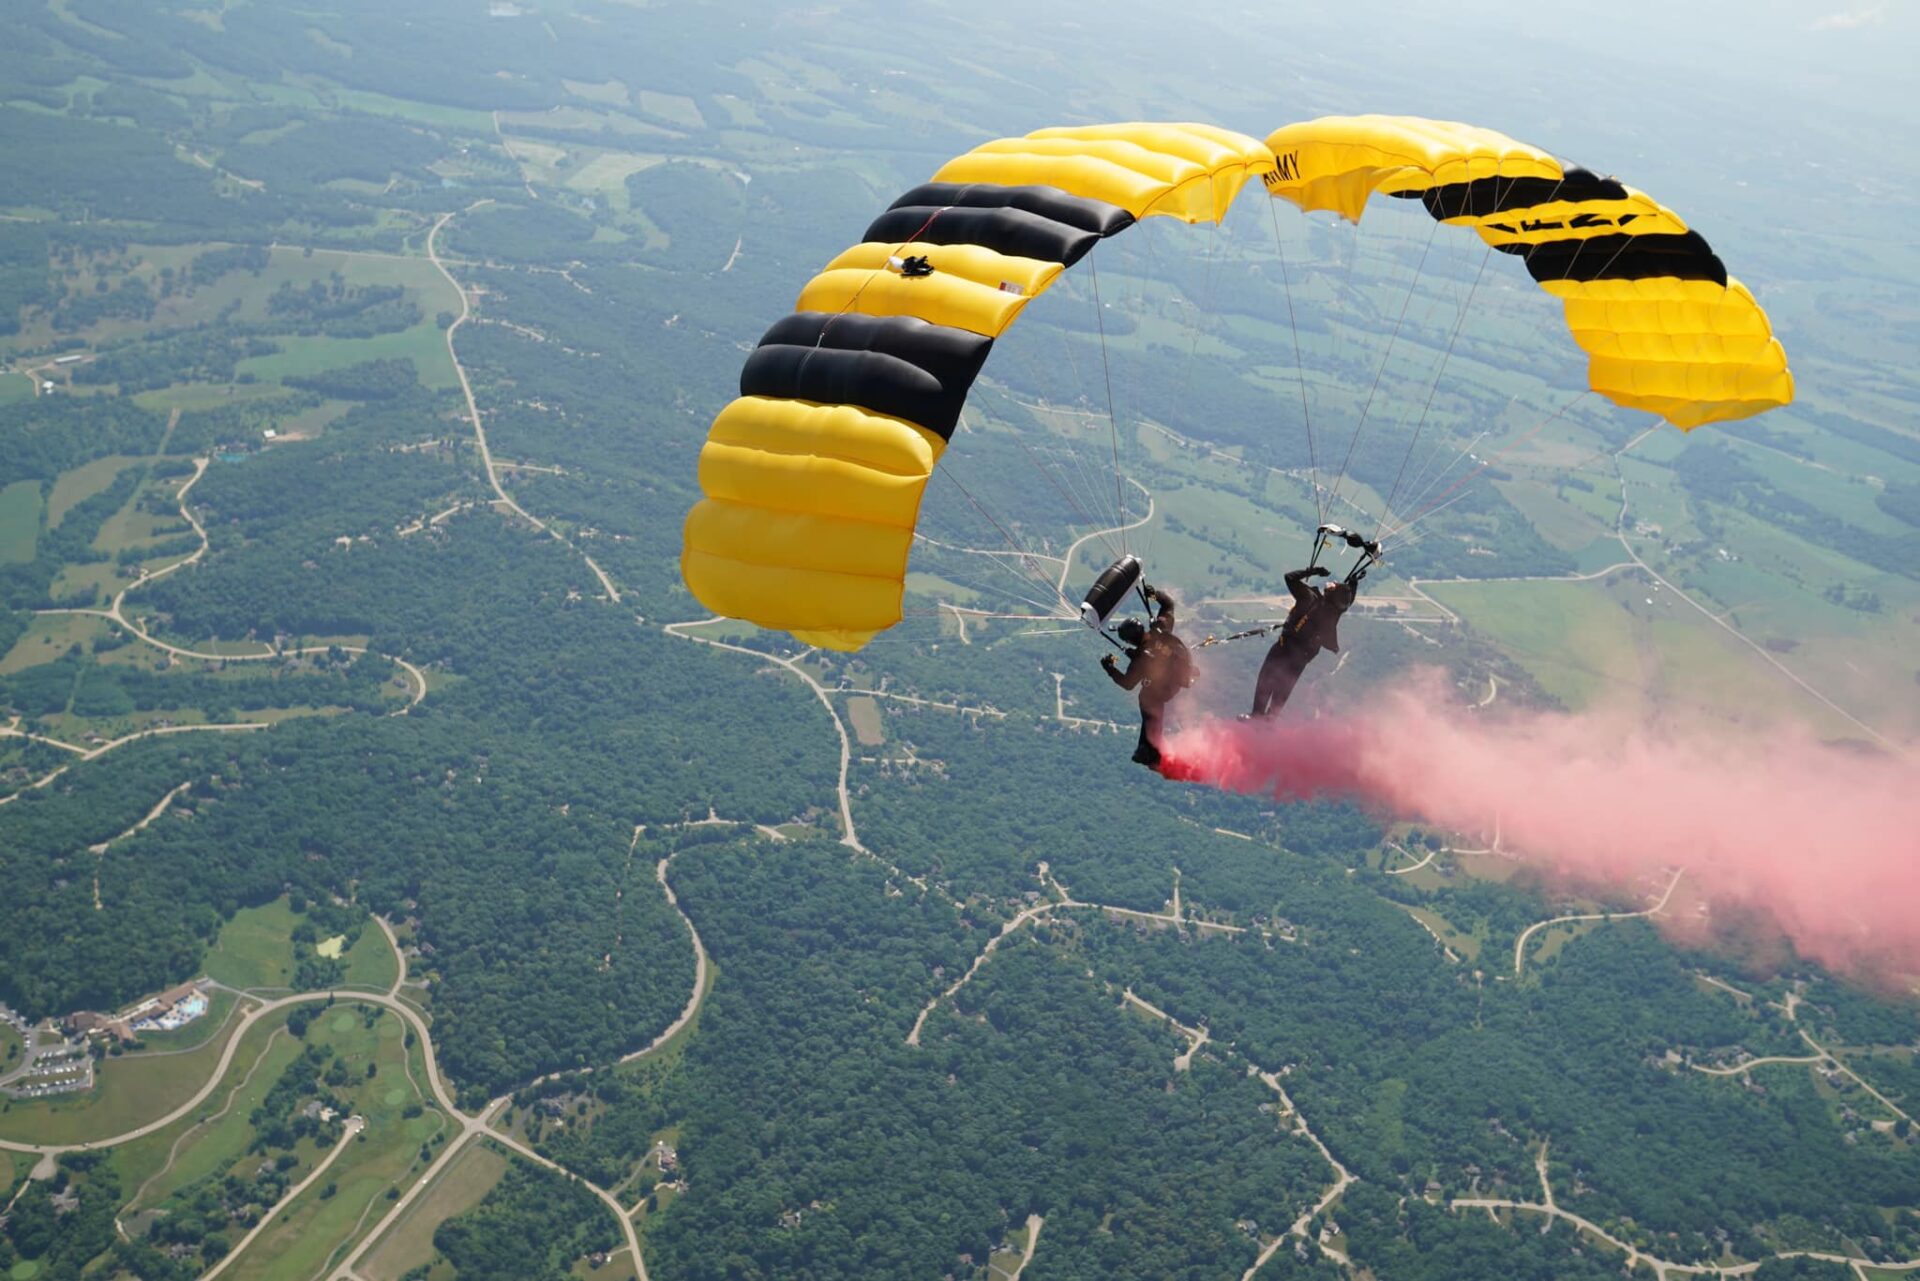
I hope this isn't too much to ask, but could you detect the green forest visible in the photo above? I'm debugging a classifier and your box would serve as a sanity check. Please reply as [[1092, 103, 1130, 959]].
[[2, 1, 1918, 1278]]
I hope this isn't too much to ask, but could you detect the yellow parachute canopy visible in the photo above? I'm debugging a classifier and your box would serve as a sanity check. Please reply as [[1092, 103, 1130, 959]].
[[1263, 114, 1794, 429], [681, 123, 1274, 651]]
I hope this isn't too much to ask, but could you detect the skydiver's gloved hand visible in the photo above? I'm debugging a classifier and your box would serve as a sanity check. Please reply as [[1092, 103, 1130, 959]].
[[1307, 566, 1331, 578], [1101, 653, 1118, 671]]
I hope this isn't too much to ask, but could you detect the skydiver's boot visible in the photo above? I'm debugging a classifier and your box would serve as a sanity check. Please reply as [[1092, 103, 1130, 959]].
[[1132, 716, 1162, 768]]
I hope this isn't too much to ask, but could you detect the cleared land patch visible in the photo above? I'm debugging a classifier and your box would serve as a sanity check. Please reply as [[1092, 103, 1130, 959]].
[[0, 613, 110, 674], [47, 455, 143, 528], [341, 924, 401, 992], [214, 1007, 445, 1281], [361, 1141, 510, 1281], [846, 695, 884, 746], [0, 480, 40, 563], [203, 898, 301, 990], [634, 89, 704, 129]]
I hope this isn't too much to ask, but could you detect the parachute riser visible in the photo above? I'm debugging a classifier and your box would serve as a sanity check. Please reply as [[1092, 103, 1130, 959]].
[[1314, 523, 1382, 589]]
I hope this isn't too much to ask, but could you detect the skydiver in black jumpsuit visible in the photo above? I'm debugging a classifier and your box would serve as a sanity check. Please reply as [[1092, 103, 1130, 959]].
[[1101, 585, 1192, 769], [1249, 567, 1354, 719]]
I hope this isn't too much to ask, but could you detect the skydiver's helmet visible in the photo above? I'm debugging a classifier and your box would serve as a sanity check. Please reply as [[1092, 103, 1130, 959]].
[[1116, 618, 1147, 646], [1322, 581, 1356, 611]]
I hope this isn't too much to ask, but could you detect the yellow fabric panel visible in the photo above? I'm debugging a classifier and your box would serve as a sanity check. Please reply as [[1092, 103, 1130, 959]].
[[682, 542, 904, 651], [1464, 191, 1688, 246], [793, 241, 1062, 337], [934, 122, 1274, 222], [680, 399, 947, 647], [708, 395, 944, 478], [1553, 277, 1775, 337], [1264, 115, 1559, 220], [681, 123, 1278, 650], [685, 497, 919, 580], [1547, 277, 1793, 427]]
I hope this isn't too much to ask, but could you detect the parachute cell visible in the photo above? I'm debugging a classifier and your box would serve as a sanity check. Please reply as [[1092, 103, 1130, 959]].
[[682, 115, 1795, 651], [681, 123, 1274, 651], [1262, 114, 1794, 430]]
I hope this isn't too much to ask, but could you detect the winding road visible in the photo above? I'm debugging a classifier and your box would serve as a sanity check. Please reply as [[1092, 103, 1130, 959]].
[[202, 1116, 364, 1280], [426, 207, 621, 605], [1513, 868, 1683, 977]]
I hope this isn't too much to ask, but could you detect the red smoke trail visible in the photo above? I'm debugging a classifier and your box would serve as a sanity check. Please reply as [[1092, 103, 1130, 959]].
[[1158, 680, 1920, 980]]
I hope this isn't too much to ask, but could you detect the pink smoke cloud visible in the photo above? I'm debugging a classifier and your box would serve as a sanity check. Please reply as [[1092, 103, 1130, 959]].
[[1158, 679, 1920, 981]]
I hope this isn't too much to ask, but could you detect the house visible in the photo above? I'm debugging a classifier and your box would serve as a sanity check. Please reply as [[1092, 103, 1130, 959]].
[[65, 1011, 132, 1042]]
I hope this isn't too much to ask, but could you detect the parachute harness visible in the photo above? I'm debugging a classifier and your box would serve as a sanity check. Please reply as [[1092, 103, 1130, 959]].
[[1194, 525, 1378, 649]]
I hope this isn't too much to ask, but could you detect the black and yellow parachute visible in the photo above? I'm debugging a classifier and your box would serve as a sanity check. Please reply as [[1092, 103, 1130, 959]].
[[1263, 116, 1793, 429], [681, 116, 1793, 651]]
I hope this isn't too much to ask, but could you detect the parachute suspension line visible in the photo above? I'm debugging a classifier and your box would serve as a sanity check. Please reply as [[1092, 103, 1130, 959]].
[[1002, 323, 1122, 550], [1384, 390, 1595, 544], [1018, 437, 1094, 525], [1268, 194, 1323, 527], [912, 523, 1072, 622], [1389, 416, 1502, 540], [1049, 311, 1129, 537], [1326, 213, 1443, 515], [1383, 171, 1577, 542], [1380, 170, 1592, 544], [933, 468, 1076, 619], [1088, 253, 1130, 555], [1374, 241, 1497, 541], [1016, 437, 1124, 567], [1144, 219, 1219, 571], [1177, 221, 1220, 409]]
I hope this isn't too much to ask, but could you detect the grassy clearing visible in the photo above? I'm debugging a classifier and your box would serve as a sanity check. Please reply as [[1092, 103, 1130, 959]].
[[56, 243, 464, 390], [321, 86, 495, 132], [218, 1007, 448, 1281], [0, 613, 110, 674], [341, 925, 400, 993], [1494, 476, 1611, 554], [204, 898, 301, 990], [49, 559, 128, 604], [0, 479, 41, 563], [563, 78, 630, 106], [635, 89, 704, 129], [47, 455, 144, 527], [845, 695, 884, 746], [565, 149, 665, 200], [115, 1015, 304, 1213], [0, 373, 34, 404], [238, 321, 456, 390], [278, 398, 353, 438], [1401, 905, 1482, 963], [93, 484, 192, 559], [1450, 851, 1522, 884], [0, 1023, 24, 1074], [1425, 577, 1641, 711], [131, 382, 293, 415], [0, 1000, 249, 1146], [1528, 919, 1602, 967], [361, 1141, 510, 1281]]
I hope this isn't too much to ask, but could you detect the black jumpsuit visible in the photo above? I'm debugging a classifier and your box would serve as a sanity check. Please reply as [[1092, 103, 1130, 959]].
[[1104, 592, 1192, 767], [1250, 569, 1346, 718]]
